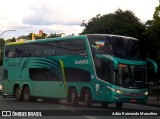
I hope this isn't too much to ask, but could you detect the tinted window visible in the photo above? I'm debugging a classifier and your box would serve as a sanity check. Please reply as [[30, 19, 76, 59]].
[[5, 38, 87, 58], [87, 36, 111, 55], [94, 57, 113, 83], [29, 68, 60, 81], [3, 70, 8, 80], [106, 36, 145, 60], [54, 39, 86, 56], [5, 45, 30, 58], [65, 68, 91, 82]]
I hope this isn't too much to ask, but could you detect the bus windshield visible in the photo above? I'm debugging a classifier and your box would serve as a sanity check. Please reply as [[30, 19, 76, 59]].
[[87, 36, 111, 55], [107, 36, 144, 60], [88, 35, 145, 60], [116, 64, 147, 89]]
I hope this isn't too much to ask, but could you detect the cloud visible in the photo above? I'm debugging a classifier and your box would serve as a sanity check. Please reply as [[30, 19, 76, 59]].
[[0, 0, 159, 39], [22, 5, 82, 26]]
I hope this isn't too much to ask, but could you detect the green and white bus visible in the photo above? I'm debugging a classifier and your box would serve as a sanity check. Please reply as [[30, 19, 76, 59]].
[[2, 34, 158, 108]]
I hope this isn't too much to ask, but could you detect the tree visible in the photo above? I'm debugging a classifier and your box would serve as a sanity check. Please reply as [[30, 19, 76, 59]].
[[143, 4, 160, 60], [34, 33, 47, 40], [17, 33, 32, 40], [80, 9, 145, 40], [5, 37, 16, 43], [0, 38, 5, 66], [47, 33, 61, 38]]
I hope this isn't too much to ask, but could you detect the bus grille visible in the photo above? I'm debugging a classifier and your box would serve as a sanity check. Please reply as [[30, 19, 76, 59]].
[[122, 92, 144, 97]]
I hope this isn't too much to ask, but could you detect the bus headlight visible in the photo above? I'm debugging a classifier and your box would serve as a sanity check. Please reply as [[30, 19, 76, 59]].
[[144, 91, 148, 95], [107, 86, 123, 94], [115, 90, 123, 94]]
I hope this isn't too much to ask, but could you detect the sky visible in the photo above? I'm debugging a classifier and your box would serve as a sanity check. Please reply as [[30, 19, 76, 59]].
[[0, 0, 159, 39]]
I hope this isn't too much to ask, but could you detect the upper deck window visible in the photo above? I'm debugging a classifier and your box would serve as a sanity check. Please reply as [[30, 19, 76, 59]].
[[106, 36, 145, 60], [87, 36, 111, 55], [5, 38, 87, 58]]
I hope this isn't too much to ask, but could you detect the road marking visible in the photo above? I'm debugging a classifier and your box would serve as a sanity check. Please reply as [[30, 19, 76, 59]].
[[58, 105, 66, 109], [84, 116, 97, 119]]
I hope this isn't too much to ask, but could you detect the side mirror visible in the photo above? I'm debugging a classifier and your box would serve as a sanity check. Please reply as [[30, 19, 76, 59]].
[[147, 59, 158, 73]]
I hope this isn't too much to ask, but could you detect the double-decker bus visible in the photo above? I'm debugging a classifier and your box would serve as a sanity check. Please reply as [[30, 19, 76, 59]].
[[2, 34, 157, 108]]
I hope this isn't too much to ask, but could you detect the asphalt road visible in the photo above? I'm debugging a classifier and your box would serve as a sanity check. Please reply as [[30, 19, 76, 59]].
[[0, 95, 159, 119]]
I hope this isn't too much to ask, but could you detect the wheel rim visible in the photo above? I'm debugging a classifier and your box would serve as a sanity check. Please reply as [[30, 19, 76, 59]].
[[85, 90, 89, 103], [23, 87, 30, 101], [71, 89, 78, 105], [15, 87, 22, 100], [71, 90, 75, 102], [16, 90, 21, 97], [25, 91, 29, 99], [85, 92, 88, 102], [84, 89, 92, 106]]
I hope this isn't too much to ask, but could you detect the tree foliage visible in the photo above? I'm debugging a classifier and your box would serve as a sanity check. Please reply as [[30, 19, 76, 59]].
[[17, 33, 32, 40], [81, 9, 145, 40], [0, 38, 5, 66], [5, 37, 16, 43], [47, 33, 61, 38], [144, 4, 160, 61]]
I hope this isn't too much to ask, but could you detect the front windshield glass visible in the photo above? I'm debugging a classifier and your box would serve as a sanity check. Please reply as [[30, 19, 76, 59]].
[[106, 36, 145, 60], [87, 36, 111, 55], [116, 64, 147, 89]]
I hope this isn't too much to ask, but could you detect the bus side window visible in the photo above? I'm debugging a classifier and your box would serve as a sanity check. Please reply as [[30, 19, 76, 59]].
[[3, 70, 8, 80], [65, 68, 91, 82], [94, 57, 112, 83], [8, 50, 14, 58], [5, 49, 9, 57], [36, 50, 41, 57], [48, 69, 60, 81]]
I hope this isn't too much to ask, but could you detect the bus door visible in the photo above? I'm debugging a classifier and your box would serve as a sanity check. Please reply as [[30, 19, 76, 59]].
[[94, 56, 114, 101]]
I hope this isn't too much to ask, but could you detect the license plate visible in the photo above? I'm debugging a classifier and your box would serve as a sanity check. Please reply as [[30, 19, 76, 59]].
[[130, 99, 137, 102]]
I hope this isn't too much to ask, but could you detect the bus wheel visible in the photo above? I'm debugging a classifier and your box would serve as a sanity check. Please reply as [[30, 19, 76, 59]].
[[71, 88, 79, 105], [115, 102, 123, 109], [23, 86, 31, 102], [15, 86, 22, 101], [84, 89, 92, 107], [101, 102, 108, 108]]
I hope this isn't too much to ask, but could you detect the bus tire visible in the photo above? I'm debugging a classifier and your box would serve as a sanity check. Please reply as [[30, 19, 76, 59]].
[[115, 102, 123, 109], [3, 94, 6, 98], [14, 86, 22, 101], [84, 89, 92, 107], [23, 86, 31, 102], [71, 88, 79, 105]]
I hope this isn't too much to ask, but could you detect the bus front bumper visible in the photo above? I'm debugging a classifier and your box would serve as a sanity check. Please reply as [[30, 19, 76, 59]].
[[112, 94, 148, 104]]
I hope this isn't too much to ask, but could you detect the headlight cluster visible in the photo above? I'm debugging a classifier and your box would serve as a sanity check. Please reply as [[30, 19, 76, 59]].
[[115, 90, 123, 94], [107, 86, 148, 96], [107, 86, 123, 94], [144, 91, 148, 95]]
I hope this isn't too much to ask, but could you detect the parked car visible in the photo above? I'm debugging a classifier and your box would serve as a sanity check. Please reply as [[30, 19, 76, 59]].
[[0, 81, 2, 93]]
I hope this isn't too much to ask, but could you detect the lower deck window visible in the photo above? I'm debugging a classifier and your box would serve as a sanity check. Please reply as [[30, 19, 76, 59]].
[[65, 68, 91, 82], [29, 68, 60, 81]]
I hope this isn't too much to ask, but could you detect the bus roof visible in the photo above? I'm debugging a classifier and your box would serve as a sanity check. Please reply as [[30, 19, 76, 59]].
[[86, 34, 138, 41], [6, 35, 87, 46], [6, 34, 138, 46]]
